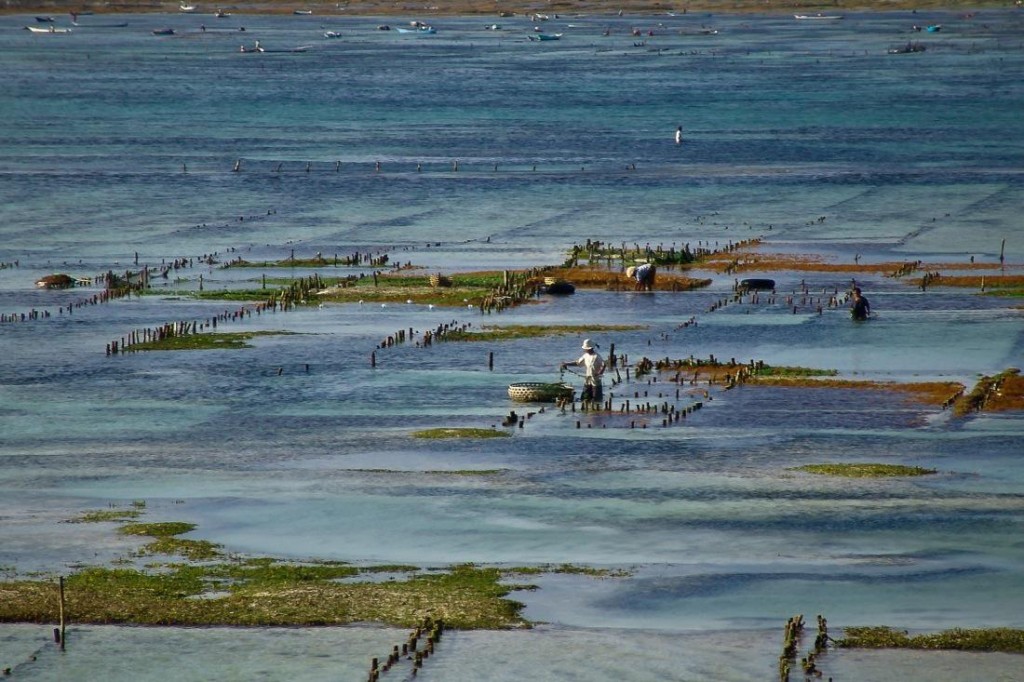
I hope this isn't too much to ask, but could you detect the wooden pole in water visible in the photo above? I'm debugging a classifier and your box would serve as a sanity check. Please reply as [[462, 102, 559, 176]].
[[58, 575, 66, 651], [1000, 238, 1006, 269], [488, 351, 494, 370]]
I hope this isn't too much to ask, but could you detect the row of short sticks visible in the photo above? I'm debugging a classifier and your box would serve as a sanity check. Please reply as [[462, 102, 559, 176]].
[[367, 616, 445, 681], [779, 614, 832, 682]]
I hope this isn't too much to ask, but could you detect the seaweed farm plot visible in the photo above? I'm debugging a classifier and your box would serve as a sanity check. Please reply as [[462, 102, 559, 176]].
[[2, 9, 1024, 681]]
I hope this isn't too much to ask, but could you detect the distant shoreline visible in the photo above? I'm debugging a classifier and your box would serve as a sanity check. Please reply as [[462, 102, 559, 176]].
[[3, 0, 1014, 17]]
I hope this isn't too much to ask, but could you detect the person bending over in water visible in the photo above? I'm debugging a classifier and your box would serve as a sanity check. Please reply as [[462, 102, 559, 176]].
[[851, 287, 871, 320], [626, 263, 656, 291]]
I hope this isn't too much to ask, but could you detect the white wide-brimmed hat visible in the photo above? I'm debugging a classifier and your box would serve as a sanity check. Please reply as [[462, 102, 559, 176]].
[[581, 339, 594, 350], [625, 266, 636, 278]]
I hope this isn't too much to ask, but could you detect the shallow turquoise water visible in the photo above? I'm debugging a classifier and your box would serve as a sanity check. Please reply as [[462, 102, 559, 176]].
[[1, 8, 1023, 680]]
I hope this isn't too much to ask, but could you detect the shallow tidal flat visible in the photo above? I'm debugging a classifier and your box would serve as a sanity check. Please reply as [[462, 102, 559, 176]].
[[2, 7, 1024, 679]]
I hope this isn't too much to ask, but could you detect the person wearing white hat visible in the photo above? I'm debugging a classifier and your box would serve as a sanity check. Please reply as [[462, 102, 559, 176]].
[[561, 339, 606, 402], [626, 262, 656, 291]]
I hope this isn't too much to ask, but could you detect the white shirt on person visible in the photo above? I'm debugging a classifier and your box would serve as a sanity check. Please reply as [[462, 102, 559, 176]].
[[574, 351, 606, 384]]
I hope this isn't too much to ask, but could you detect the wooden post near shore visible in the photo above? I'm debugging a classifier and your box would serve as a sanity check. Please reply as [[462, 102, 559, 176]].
[[58, 575, 66, 651]]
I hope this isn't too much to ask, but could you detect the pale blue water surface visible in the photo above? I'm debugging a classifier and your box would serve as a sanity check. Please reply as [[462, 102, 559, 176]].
[[1, 8, 1023, 681]]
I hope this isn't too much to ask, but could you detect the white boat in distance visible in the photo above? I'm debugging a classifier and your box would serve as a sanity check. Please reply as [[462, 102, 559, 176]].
[[25, 25, 71, 33], [794, 14, 843, 20], [180, 4, 196, 12]]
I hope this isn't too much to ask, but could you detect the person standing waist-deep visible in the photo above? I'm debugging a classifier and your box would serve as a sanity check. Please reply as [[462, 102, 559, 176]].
[[851, 287, 871, 320]]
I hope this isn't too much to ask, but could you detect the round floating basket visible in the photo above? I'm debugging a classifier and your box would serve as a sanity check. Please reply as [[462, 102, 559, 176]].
[[543, 276, 558, 286], [507, 382, 574, 403]]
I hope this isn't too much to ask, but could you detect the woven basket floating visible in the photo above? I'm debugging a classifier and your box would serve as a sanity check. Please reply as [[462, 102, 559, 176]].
[[429, 274, 452, 287], [543, 276, 558, 286], [507, 382, 574, 403]]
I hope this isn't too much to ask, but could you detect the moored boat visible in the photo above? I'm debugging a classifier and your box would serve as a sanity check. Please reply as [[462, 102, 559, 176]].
[[738, 278, 775, 291], [73, 21, 129, 27], [794, 14, 843, 20], [152, 28, 176, 35], [240, 43, 310, 53], [395, 25, 436, 34], [25, 25, 71, 33], [528, 33, 562, 41]]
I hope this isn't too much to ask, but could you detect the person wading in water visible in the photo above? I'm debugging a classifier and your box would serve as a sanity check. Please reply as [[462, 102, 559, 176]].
[[562, 339, 606, 401]]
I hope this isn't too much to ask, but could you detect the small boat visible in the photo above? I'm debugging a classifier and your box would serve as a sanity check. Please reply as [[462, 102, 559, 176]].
[[179, 3, 196, 11], [152, 28, 176, 35], [35, 16, 55, 22], [74, 21, 129, 27], [293, 9, 313, 15], [794, 14, 843, 20], [483, 24, 501, 30], [240, 44, 310, 53], [738, 278, 775, 291], [926, 24, 942, 32], [25, 25, 71, 33], [395, 25, 436, 34], [323, 31, 341, 38], [215, 9, 231, 18], [377, 24, 391, 30], [528, 33, 562, 41]]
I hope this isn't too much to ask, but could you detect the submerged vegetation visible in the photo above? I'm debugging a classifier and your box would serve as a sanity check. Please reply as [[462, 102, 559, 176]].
[[0, 561, 526, 629], [411, 428, 509, 439], [441, 324, 644, 342], [953, 368, 1024, 416], [69, 509, 143, 523], [793, 464, 937, 478], [503, 564, 631, 578], [639, 356, 971, 409], [128, 331, 291, 351], [839, 626, 1024, 653], [0, 511, 628, 630], [119, 522, 223, 561]]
